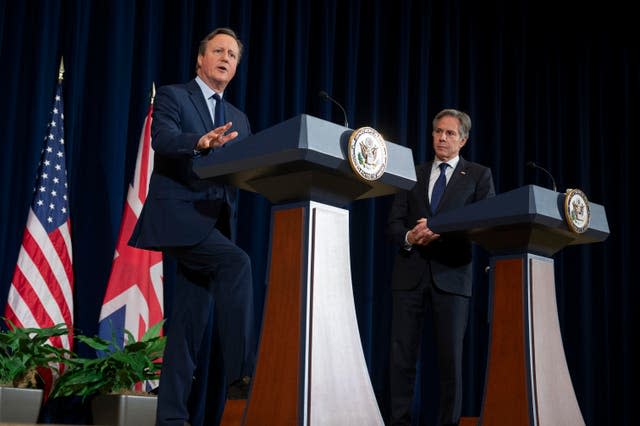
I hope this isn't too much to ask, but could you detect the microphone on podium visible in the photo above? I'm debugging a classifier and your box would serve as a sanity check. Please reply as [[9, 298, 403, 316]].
[[526, 161, 558, 192], [318, 90, 349, 128]]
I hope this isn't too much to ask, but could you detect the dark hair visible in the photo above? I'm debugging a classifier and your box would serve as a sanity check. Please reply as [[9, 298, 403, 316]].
[[198, 27, 244, 61]]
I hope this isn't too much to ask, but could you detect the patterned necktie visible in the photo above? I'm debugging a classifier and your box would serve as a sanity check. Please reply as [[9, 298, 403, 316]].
[[430, 162, 449, 211], [212, 93, 225, 127]]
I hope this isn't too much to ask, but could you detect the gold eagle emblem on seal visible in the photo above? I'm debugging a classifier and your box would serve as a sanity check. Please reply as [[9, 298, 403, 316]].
[[348, 127, 388, 181], [564, 188, 591, 234]]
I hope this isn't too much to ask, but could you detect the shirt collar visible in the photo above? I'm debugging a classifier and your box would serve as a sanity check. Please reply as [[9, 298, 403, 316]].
[[434, 155, 460, 171], [195, 76, 223, 100]]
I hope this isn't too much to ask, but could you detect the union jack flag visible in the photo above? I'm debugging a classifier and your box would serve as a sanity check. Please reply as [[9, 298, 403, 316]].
[[4, 66, 74, 390], [97, 86, 163, 390]]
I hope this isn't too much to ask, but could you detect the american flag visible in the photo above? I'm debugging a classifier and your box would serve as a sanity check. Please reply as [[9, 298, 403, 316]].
[[4, 73, 74, 353], [97, 88, 163, 390]]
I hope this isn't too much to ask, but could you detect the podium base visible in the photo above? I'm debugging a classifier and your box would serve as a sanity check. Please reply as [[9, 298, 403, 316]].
[[243, 202, 383, 425], [221, 400, 246, 426], [480, 254, 585, 426]]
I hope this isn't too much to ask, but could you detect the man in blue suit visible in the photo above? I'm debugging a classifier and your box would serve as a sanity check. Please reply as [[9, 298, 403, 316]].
[[386, 109, 495, 426], [129, 27, 256, 426]]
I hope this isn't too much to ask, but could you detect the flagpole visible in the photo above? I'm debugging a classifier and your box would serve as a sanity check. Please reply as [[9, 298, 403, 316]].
[[58, 57, 65, 82]]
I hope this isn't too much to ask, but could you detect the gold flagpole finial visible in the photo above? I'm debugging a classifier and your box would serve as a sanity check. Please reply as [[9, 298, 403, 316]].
[[150, 82, 156, 105], [58, 57, 65, 82]]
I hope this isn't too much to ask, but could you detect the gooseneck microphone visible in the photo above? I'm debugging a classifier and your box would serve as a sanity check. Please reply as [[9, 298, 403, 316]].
[[527, 161, 558, 192], [318, 90, 349, 128]]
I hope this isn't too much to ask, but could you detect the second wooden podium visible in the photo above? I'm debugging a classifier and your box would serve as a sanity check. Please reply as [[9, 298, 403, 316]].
[[430, 185, 609, 426]]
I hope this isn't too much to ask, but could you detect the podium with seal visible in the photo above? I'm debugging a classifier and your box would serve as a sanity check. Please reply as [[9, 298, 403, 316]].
[[193, 114, 416, 425], [429, 184, 609, 426]]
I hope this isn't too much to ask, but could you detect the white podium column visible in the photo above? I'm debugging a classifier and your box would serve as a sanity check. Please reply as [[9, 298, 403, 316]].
[[307, 202, 383, 425], [242, 201, 383, 426]]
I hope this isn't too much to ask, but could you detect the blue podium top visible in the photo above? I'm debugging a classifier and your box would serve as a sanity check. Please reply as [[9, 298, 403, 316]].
[[429, 185, 609, 256], [193, 114, 416, 206]]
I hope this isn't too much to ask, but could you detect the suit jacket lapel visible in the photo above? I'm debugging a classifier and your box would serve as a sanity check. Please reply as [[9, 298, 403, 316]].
[[420, 161, 436, 215], [437, 157, 467, 210], [224, 103, 237, 128], [186, 79, 214, 131], [427, 157, 469, 213]]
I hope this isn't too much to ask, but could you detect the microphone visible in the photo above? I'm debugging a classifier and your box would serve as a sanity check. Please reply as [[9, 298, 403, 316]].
[[318, 90, 349, 128], [526, 161, 558, 192]]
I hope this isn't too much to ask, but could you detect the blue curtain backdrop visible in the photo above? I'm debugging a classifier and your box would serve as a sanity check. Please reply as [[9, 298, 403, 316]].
[[0, 1, 636, 425]]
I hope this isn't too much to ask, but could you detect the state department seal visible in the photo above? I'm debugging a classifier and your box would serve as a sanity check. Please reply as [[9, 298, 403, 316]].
[[348, 127, 388, 181], [564, 188, 591, 234]]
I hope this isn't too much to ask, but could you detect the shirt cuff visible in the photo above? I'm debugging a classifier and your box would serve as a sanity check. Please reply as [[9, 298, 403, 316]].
[[403, 231, 413, 251]]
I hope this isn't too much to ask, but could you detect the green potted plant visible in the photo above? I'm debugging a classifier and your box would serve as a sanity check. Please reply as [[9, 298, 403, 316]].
[[50, 320, 166, 426], [0, 318, 71, 423]]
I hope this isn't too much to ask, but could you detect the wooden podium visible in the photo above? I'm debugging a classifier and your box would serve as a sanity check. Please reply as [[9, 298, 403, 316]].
[[429, 185, 609, 426], [194, 114, 416, 425]]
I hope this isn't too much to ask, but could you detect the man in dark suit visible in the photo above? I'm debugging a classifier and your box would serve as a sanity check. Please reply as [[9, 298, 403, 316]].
[[386, 109, 495, 426], [129, 27, 256, 426]]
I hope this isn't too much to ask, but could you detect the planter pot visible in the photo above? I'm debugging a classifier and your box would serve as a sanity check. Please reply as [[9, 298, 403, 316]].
[[91, 394, 157, 426], [0, 386, 43, 423]]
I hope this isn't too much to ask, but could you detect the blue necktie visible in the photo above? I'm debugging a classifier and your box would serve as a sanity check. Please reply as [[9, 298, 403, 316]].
[[212, 93, 225, 127], [430, 163, 449, 211], [212, 93, 231, 204]]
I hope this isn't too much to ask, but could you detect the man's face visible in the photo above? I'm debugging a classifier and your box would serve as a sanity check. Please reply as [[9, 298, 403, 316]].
[[197, 34, 240, 93], [432, 115, 467, 161]]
